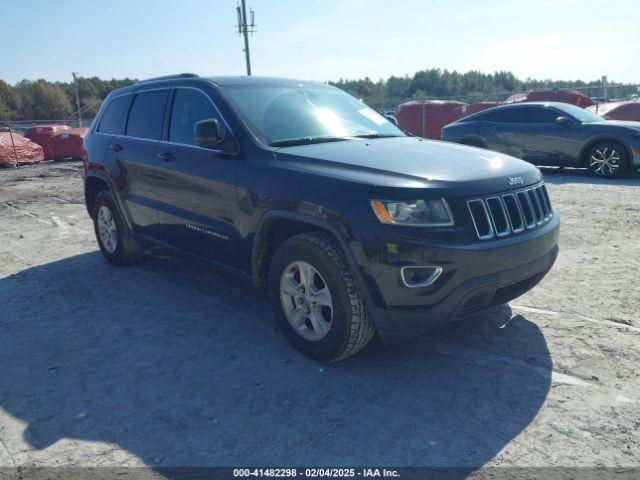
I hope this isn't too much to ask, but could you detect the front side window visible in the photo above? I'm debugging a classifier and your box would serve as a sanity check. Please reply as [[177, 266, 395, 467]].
[[169, 89, 222, 146], [126, 90, 169, 140], [556, 103, 602, 123], [222, 84, 404, 146], [529, 107, 560, 123], [97, 95, 131, 134]]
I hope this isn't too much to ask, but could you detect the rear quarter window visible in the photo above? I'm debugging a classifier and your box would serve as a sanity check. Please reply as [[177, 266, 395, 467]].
[[126, 90, 169, 140], [97, 95, 131, 135]]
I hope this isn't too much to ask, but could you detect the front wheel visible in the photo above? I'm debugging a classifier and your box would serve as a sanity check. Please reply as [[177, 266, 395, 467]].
[[268, 232, 375, 362], [587, 141, 628, 178]]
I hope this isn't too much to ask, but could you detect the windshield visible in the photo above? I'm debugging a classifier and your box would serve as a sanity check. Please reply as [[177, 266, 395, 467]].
[[556, 103, 602, 123], [222, 84, 405, 146]]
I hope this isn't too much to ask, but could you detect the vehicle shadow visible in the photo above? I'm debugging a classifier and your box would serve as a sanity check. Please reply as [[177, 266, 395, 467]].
[[540, 166, 640, 186], [0, 251, 552, 474]]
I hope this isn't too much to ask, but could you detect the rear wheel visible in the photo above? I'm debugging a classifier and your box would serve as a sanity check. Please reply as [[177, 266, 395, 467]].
[[93, 191, 144, 266], [268, 232, 375, 362], [587, 141, 628, 178]]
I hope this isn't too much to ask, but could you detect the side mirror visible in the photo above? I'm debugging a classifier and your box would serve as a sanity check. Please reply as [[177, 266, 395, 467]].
[[555, 116, 569, 127], [194, 118, 224, 149]]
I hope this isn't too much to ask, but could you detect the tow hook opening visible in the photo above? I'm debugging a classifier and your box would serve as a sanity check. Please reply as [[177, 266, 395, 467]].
[[400, 266, 443, 288]]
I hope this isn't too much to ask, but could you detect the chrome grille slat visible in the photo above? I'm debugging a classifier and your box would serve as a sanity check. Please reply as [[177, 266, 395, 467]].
[[468, 183, 553, 240], [502, 194, 525, 233], [486, 196, 511, 237], [467, 199, 494, 240]]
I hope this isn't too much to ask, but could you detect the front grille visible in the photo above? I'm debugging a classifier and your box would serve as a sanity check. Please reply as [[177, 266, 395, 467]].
[[467, 184, 553, 240]]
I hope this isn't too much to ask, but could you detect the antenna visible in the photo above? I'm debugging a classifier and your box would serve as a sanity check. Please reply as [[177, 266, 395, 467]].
[[236, 0, 256, 76]]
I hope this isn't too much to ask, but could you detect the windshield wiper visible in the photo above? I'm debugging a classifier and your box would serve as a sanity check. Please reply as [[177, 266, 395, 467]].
[[349, 133, 404, 139], [269, 136, 349, 147]]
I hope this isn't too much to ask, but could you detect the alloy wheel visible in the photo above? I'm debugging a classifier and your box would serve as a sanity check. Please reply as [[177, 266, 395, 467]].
[[280, 261, 334, 341], [97, 205, 118, 254], [590, 147, 620, 177]]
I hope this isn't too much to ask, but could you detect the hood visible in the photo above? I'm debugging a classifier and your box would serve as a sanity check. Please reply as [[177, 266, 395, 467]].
[[274, 137, 541, 194]]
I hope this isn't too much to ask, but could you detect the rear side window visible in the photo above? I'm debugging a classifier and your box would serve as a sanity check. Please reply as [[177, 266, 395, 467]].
[[97, 95, 131, 134], [485, 107, 530, 123], [169, 89, 223, 146], [126, 90, 169, 140]]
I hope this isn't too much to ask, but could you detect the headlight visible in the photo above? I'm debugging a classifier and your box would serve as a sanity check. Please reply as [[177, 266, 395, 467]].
[[370, 198, 454, 226]]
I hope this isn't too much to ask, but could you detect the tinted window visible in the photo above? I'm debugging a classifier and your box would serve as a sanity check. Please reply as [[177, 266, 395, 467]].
[[169, 89, 222, 146], [126, 90, 169, 140], [529, 107, 560, 123], [97, 95, 131, 134], [486, 107, 530, 123]]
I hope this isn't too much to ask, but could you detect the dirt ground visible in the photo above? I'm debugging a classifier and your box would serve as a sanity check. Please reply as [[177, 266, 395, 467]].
[[0, 162, 639, 473]]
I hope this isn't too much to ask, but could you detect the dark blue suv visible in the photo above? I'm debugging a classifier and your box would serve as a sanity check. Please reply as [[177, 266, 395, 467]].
[[84, 74, 559, 361]]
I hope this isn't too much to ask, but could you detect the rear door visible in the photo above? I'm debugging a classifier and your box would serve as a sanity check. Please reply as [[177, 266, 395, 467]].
[[482, 107, 528, 159], [153, 87, 240, 266], [115, 89, 170, 232]]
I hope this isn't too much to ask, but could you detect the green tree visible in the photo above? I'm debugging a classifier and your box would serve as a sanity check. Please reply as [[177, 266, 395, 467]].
[[0, 80, 18, 119], [15, 80, 73, 120]]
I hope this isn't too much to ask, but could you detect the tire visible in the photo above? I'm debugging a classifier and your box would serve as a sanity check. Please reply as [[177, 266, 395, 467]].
[[586, 140, 629, 178], [268, 232, 375, 362], [92, 191, 144, 266]]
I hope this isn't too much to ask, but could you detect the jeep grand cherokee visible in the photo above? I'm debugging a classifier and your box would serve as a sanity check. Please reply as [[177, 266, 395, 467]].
[[84, 74, 559, 362]]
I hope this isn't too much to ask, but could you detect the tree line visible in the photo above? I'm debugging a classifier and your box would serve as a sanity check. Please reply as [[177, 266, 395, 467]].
[[330, 69, 638, 108], [1, 69, 637, 121], [0, 77, 134, 122]]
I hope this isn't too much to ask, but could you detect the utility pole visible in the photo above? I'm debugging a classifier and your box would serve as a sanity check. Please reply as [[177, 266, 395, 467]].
[[72, 72, 83, 127], [236, 0, 256, 76]]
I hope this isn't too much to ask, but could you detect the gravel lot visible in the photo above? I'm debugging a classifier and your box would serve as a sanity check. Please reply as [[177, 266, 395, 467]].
[[0, 162, 639, 473]]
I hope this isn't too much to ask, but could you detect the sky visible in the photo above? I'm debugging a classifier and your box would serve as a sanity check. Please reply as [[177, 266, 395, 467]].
[[2, 0, 639, 85]]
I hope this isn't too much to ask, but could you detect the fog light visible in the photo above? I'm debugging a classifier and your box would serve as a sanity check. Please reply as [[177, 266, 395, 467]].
[[400, 266, 443, 288]]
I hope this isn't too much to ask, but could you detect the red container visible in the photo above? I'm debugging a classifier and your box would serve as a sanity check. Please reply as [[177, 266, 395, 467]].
[[505, 89, 595, 108], [396, 101, 467, 139], [50, 127, 88, 160], [0, 132, 45, 166], [24, 124, 72, 160], [464, 102, 499, 115], [587, 101, 640, 122]]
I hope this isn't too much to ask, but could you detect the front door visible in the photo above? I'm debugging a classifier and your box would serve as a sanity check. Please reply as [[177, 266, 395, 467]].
[[153, 87, 240, 267], [522, 107, 583, 166]]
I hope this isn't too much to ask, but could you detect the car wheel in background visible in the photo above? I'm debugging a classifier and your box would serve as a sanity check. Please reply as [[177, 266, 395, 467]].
[[268, 232, 375, 362], [587, 141, 629, 178], [93, 191, 144, 266]]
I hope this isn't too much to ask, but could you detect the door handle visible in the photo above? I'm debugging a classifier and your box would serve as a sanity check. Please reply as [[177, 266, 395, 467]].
[[109, 143, 123, 152], [157, 152, 176, 162]]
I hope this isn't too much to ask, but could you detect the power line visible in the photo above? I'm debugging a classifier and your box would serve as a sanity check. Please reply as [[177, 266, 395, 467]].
[[236, 0, 256, 76]]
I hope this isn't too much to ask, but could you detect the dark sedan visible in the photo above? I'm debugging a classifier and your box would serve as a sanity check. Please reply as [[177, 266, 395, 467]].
[[441, 102, 640, 177]]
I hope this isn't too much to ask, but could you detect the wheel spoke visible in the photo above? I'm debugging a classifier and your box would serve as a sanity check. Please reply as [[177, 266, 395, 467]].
[[297, 262, 313, 289], [289, 307, 307, 328], [312, 287, 332, 307], [308, 310, 330, 337], [282, 275, 300, 297]]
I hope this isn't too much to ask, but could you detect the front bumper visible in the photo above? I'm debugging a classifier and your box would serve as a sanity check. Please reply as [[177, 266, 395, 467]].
[[356, 214, 560, 342]]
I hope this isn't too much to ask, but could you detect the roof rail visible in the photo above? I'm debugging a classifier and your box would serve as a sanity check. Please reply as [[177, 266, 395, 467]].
[[135, 73, 199, 84]]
